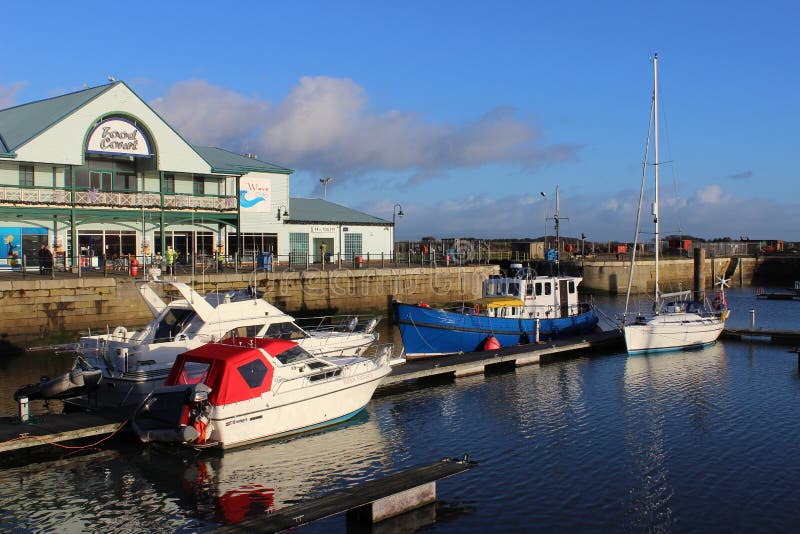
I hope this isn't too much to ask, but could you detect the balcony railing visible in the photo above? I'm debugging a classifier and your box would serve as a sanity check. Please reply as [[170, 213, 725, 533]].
[[0, 186, 236, 212]]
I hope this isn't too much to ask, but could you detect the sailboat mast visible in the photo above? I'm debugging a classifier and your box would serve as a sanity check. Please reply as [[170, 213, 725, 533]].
[[653, 53, 660, 308]]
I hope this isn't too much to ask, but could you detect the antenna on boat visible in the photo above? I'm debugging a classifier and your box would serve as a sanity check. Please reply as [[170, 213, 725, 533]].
[[549, 185, 568, 276]]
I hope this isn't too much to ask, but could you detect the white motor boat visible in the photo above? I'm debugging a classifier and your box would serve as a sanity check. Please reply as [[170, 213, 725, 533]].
[[622, 53, 727, 354], [70, 281, 381, 409], [131, 337, 393, 449]]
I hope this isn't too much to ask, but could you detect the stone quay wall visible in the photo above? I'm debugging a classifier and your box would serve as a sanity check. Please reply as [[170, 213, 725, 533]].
[[0, 265, 499, 343], [581, 256, 758, 295]]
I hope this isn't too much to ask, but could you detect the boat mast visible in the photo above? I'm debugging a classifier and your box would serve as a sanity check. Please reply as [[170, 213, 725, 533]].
[[653, 52, 660, 310]]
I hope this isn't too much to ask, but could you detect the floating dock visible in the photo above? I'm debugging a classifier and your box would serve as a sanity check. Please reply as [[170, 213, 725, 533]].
[[755, 284, 800, 300], [721, 328, 800, 345], [214, 457, 476, 532], [381, 329, 624, 387], [0, 409, 130, 460]]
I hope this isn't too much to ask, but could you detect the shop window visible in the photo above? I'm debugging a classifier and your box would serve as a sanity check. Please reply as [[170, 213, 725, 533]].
[[164, 174, 175, 194], [113, 172, 136, 191], [19, 165, 34, 187], [237, 359, 268, 388], [193, 176, 205, 195]]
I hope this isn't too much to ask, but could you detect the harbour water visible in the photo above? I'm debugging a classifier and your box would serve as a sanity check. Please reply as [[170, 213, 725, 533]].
[[1, 287, 799, 532]]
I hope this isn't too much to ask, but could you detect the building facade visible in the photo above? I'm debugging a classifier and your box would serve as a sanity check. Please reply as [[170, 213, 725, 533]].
[[0, 82, 391, 269]]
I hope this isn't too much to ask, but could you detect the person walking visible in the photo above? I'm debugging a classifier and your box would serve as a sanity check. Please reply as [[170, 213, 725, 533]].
[[166, 246, 178, 276], [43, 244, 53, 275], [38, 244, 46, 274]]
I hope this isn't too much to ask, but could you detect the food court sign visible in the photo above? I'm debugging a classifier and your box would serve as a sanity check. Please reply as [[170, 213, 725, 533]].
[[86, 118, 151, 157]]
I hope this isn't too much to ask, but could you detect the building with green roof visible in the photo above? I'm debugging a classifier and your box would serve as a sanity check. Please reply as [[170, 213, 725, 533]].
[[0, 81, 392, 270]]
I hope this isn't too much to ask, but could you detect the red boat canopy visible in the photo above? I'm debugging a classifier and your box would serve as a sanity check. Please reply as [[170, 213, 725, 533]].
[[164, 338, 294, 405]]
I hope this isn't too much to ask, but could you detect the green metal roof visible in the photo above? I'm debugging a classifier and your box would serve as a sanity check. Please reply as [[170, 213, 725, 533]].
[[289, 198, 390, 225], [0, 83, 115, 155], [192, 146, 293, 175]]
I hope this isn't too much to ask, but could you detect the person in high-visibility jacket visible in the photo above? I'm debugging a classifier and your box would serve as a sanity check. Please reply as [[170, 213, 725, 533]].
[[166, 246, 178, 275]]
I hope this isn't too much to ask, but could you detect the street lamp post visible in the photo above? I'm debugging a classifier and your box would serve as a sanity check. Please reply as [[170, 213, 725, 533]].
[[392, 203, 403, 263]]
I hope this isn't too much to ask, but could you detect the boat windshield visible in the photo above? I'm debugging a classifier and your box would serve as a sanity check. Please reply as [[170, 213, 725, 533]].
[[265, 322, 308, 340], [178, 361, 211, 385], [154, 309, 196, 343], [274, 345, 314, 365]]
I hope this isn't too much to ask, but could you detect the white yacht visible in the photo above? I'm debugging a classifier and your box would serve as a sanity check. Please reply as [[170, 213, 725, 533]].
[[131, 337, 393, 449], [71, 281, 380, 408], [622, 53, 727, 354]]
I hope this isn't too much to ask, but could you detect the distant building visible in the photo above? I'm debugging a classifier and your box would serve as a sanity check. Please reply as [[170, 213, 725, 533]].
[[0, 82, 392, 269]]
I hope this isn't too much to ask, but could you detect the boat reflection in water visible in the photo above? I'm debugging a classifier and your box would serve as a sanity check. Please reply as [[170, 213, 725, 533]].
[[621, 343, 729, 531], [134, 408, 392, 527]]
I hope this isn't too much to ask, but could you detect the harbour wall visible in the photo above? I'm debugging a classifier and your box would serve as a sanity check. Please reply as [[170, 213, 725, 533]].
[[0, 266, 499, 343], [580, 256, 758, 294]]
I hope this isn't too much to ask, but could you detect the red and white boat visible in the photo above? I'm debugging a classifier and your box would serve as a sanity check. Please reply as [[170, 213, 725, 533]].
[[131, 337, 392, 449]]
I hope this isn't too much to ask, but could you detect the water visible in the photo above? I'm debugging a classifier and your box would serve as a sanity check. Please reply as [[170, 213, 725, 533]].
[[2, 288, 799, 532]]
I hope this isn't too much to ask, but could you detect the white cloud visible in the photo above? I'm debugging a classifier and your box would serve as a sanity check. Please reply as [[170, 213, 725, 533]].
[[150, 76, 581, 188], [697, 184, 729, 204], [150, 80, 269, 149]]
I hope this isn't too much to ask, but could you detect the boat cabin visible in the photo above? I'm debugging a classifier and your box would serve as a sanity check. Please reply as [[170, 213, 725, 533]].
[[479, 264, 583, 319]]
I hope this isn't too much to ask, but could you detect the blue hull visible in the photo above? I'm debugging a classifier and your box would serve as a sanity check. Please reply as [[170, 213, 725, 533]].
[[393, 302, 600, 357]]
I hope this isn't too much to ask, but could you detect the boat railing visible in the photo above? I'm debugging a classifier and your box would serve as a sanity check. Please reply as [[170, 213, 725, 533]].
[[296, 315, 381, 336], [271, 343, 393, 393]]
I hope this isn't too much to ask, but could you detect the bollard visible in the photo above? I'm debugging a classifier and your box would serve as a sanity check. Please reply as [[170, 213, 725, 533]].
[[18, 396, 29, 423], [749, 309, 756, 330]]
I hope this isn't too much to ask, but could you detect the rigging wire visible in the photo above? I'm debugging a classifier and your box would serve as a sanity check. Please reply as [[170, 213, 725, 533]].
[[623, 94, 655, 321]]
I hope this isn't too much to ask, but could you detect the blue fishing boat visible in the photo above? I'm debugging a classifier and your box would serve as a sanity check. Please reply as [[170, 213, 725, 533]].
[[393, 264, 599, 358]]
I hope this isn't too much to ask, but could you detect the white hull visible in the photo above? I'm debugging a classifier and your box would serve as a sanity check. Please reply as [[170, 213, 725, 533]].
[[211, 365, 390, 448], [624, 312, 724, 354]]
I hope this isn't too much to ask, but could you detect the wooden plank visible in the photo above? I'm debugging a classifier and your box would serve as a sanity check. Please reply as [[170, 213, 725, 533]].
[[0, 411, 128, 454], [215, 458, 475, 533]]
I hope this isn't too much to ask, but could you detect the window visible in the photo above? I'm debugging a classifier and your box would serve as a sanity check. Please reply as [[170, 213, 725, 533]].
[[193, 176, 205, 195], [164, 174, 175, 194], [237, 359, 268, 388], [344, 233, 362, 262], [265, 322, 308, 340], [508, 282, 519, 296], [526, 283, 534, 296], [274, 345, 314, 365], [179, 361, 211, 385], [535, 283, 542, 296], [90, 171, 112, 191], [568, 281, 575, 293], [19, 165, 34, 187], [544, 283, 552, 295], [289, 233, 309, 265], [222, 325, 265, 339], [154, 309, 196, 342], [113, 172, 136, 191]]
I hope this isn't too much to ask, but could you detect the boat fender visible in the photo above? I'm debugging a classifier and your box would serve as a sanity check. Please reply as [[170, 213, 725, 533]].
[[193, 414, 210, 443], [473, 304, 480, 315], [347, 317, 358, 332], [483, 336, 501, 351], [418, 302, 430, 308]]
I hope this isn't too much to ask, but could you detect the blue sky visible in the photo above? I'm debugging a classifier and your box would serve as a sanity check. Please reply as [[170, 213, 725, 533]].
[[2, 1, 798, 242]]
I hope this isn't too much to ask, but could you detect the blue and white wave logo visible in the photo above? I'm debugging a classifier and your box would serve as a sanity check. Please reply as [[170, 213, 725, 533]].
[[240, 189, 267, 208]]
